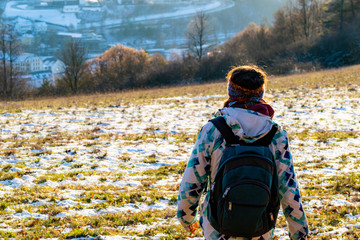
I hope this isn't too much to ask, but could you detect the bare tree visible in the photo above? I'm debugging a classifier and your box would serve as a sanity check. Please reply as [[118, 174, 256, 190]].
[[0, 23, 21, 99], [58, 38, 87, 94], [340, 0, 345, 30], [298, 0, 309, 38], [291, 0, 323, 40], [0, 25, 8, 97], [286, 0, 299, 42], [185, 12, 215, 62], [349, 0, 357, 19]]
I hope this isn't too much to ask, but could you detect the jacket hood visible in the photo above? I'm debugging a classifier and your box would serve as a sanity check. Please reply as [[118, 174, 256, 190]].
[[216, 107, 274, 143]]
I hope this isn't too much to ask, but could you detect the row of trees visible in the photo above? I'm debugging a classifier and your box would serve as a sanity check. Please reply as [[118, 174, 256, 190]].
[[212, 0, 360, 74], [52, 0, 359, 96], [2, 0, 360, 98], [0, 24, 25, 99]]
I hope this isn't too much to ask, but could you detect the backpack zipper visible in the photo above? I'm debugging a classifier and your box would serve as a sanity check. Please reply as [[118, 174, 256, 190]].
[[228, 202, 267, 208], [223, 180, 271, 199]]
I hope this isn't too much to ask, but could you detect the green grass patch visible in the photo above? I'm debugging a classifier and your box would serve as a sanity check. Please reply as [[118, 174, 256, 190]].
[[0, 231, 16, 239], [34, 171, 95, 183], [121, 132, 196, 144], [292, 129, 358, 142], [64, 228, 100, 239], [328, 173, 360, 195], [307, 205, 360, 233], [139, 223, 201, 239], [143, 154, 158, 164], [13, 209, 176, 235], [142, 161, 187, 180]]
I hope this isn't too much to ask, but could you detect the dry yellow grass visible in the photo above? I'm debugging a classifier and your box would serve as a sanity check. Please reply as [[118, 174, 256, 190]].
[[0, 64, 359, 112], [267, 64, 360, 90]]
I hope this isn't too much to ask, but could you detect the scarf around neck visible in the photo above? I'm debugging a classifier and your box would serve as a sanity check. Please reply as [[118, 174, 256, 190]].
[[226, 99, 275, 119]]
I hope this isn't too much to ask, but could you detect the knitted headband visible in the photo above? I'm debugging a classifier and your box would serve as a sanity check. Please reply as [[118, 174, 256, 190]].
[[226, 66, 266, 102]]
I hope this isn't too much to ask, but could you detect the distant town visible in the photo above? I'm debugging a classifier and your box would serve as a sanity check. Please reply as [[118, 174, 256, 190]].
[[0, 0, 230, 88], [0, 0, 284, 89]]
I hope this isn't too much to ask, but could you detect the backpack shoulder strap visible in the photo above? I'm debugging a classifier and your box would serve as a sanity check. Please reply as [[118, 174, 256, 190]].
[[252, 125, 278, 146], [209, 116, 239, 145]]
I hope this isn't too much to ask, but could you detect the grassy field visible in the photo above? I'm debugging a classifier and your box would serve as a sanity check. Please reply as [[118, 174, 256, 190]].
[[0, 65, 359, 239], [1, 64, 360, 112]]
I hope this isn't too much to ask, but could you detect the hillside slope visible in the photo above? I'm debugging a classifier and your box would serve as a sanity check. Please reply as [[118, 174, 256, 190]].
[[0, 65, 359, 239]]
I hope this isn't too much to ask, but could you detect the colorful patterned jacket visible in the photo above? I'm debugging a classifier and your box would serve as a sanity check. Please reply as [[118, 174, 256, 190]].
[[177, 107, 309, 240]]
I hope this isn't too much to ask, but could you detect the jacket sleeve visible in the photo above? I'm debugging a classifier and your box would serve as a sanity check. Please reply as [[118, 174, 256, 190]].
[[273, 128, 309, 239], [177, 122, 215, 231]]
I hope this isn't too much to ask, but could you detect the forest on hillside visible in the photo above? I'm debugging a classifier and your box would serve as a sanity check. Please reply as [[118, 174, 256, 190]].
[[1, 0, 360, 98]]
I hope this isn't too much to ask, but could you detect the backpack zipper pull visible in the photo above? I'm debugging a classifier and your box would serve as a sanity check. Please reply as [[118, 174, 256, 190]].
[[223, 187, 230, 198], [270, 212, 274, 221], [211, 182, 215, 191], [228, 202, 232, 211]]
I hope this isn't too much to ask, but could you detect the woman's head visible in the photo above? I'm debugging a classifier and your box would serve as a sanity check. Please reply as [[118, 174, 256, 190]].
[[225, 65, 267, 106]]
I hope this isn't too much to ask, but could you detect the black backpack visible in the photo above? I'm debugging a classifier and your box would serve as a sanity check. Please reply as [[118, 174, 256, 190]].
[[208, 116, 280, 238]]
